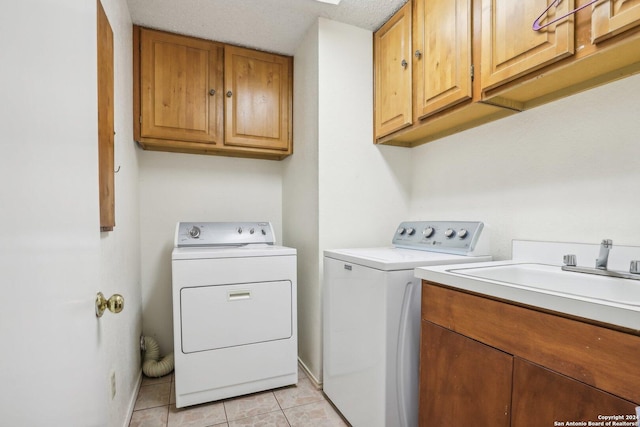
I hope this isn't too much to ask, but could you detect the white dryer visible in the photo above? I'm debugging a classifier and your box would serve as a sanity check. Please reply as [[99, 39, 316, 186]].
[[323, 221, 492, 427], [172, 222, 297, 408]]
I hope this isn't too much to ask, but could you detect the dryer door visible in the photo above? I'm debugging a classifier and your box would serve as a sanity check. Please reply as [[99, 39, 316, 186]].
[[180, 280, 292, 353]]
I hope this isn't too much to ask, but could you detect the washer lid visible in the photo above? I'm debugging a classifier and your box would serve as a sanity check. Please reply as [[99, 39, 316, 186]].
[[324, 247, 491, 271]]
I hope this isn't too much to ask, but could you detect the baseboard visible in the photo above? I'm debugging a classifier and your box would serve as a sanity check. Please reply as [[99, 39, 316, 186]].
[[298, 358, 322, 389], [123, 369, 142, 427]]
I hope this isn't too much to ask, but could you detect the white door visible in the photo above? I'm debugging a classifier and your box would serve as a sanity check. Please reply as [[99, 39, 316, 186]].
[[0, 0, 107, 424]]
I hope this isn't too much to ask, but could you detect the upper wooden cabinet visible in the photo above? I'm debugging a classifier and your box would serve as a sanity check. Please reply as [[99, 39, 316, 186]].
[[224, 46, 292, 152], [139, 28, 223, 145], [413, 0, 472, 119], [134, 27, 293, 160], [480, 0, 575, 92], [592, 0, 640, 43], [374, 1, 412, 139], [375, 0, 640, 147], [374, 0, 514, 146], [482, 0, 640, 111]]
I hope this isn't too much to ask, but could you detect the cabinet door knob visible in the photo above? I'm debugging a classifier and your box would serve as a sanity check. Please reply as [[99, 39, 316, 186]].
[[401, 59, 408, 69], [226, 90, 233, 97], [415, 50, 422, 59], [209, 89, 216, 96]]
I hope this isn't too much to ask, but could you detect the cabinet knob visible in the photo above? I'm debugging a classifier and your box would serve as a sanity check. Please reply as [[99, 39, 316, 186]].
[[226, 90, 233, 97], [401, 59, 408, 69], [415, 50, 422, 59], [209, 89, 216, 96]]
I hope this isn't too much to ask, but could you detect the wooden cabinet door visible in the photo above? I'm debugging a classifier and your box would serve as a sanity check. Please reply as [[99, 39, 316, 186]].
[[97, 0, 114, 231], [374, 1, 412, 139], [413, 0, 472, 120], [481, 0, 575, 91], [420, 322, 512, 427], [140, 28, 223, 144], [592, 0, 640, 43], [224, 46, 292, 151], [512, 358, 638, 427]]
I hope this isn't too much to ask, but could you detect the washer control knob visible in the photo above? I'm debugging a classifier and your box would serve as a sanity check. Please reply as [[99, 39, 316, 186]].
[[406, 227, 416, 236], [458, 229, 469, 239], [250, 228, 255, 234], [237, 227, 243, 234], [444, 228, 456, 238], [188, 226, 201, 238], [261, 228, 267, 235], [397, 227, 406, 235], [423, 227, 435, 238]]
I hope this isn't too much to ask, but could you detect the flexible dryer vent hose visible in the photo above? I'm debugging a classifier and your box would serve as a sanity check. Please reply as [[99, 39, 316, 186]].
[[142, 336, 174, 378]]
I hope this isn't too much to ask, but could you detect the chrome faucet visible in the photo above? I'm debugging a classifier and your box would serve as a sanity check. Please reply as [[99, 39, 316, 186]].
[[562, 238, 640, 281], [595, 239, 612, 270]]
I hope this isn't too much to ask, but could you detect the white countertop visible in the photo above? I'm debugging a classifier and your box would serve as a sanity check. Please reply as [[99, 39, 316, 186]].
[[415, 240, 640, 331]]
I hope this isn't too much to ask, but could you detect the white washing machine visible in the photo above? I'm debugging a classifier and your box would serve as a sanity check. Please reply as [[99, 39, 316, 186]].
[[323, 221, 492, 427], [172, 222, 297, 408]]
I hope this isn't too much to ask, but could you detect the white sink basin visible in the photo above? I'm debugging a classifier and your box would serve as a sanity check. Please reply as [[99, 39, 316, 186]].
[[447, 263, 640, 307]]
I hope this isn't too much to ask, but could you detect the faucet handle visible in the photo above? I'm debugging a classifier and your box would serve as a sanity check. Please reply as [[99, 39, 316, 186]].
[[563, 254, 577, 267], [630, 260, 640, 275], [601, 239, 613, 247]]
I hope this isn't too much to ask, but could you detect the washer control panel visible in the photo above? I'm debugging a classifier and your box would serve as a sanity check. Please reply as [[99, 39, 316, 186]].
[[175, 222, 275, 247], [393, 221, 486, 255]]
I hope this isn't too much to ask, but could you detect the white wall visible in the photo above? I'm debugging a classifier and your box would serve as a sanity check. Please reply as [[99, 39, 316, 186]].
[[139, 151, 283, 353], [285, 18, 412, 383], [283, 20, 321, 380], [409, 73, 640, 260], [0, 1, 141, 426], [317, 18, 411, 251]]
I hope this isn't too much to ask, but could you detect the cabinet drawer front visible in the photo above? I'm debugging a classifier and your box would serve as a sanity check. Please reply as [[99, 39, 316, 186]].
[[481, 0, 575, 91], [422, 282, 640, 404], [592, 0, 640, 43]]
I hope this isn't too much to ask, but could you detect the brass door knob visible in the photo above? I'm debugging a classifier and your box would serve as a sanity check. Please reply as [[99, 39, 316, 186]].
[[95, 292, 124, 317]]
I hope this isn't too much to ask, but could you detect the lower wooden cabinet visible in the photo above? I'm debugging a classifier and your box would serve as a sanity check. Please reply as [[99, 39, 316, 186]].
[[420, 283, 640, 427], [512, 358, 637, 427], [420, 322, 512, 427]]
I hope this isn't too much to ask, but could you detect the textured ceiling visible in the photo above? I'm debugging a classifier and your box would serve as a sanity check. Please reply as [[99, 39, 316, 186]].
[[126, 0, 407, 55]]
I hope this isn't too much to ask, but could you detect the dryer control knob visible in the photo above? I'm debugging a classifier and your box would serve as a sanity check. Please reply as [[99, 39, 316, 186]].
[[397, 227, 406, 235], [423, 227, 435, 238], [406, 228, 416, 236], [188, 226, 201, 238], [444, 228, 456, 238], [237, 227, 243, 234], [458, 229, 469, 239]]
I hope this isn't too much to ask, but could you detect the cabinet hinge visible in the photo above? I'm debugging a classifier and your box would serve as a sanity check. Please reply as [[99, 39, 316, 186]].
[[471, 64, 475, 82]]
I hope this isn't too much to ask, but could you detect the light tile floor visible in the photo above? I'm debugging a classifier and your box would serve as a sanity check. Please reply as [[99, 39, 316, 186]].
[[129, 368, 350, 427]]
